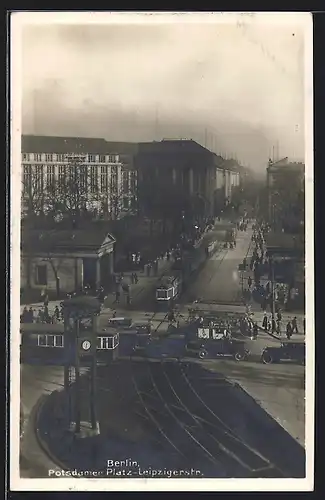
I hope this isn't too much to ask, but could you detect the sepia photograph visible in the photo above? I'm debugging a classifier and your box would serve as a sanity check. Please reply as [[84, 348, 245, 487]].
[[10, 11, 314, 491]]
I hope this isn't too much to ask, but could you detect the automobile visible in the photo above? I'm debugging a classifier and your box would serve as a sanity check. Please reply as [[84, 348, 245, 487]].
[[132, 332, 152, 352], [261, 341, 305, 365], [107, 317, 133, 328], [185, 337, 250, 361]]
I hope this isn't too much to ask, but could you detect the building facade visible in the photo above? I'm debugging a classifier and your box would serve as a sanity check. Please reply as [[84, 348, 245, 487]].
[[135, 139, 240, 218], [21, 225, 116, 295], [266, 157, 305, 232], [21, 135, 137, 220]]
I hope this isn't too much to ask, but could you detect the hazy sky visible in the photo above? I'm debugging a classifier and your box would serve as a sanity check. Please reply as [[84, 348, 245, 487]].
[[19, 13, 307, 172]]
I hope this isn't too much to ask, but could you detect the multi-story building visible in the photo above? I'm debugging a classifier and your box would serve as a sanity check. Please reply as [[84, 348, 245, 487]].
[[135, 139, 240, 218], [266, 157, 305, 232], [21, 135, 137, 220]]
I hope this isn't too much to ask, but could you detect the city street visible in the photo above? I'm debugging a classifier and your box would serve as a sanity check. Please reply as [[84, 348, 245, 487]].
[[19, 221, 306, 478], [182, 226, 252, 304]]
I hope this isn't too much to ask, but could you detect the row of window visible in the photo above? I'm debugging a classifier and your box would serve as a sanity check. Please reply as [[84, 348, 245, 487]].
[[22, 153, 119, 163], [37, 334, 116, 349], [23, 164, 120, 175]]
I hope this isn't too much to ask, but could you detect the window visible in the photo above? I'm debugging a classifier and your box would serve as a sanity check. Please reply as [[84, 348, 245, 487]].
[[57, 154, 65, 162], [58, 165, 66, 183], [99, 155, 106, 163], [45, 154, 53, 161], [130, 172, 137, 191], [37, 334, 64, 347], [35, 264, 47, 285], [34, 165, 44, 193], [89, 154, 96, 163], [46, 165, 55, 188], [34, 154, 42, 162], [97, 336, 113, 349], [122, 171, 129, 193], [100, 174, 108, 191], [79, 165, 88, 190], [22, 153, 30, 161], [22, 165, 31, 195], [108, 155, 114, 163], [90, 166, 98, 193], [101, 166, 108, 174]]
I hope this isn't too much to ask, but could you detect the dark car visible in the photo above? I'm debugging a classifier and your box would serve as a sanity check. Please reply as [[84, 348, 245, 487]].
[[186, 337, 250, 361], [133, 332, 152, 352], [261, 341, 305, 365]]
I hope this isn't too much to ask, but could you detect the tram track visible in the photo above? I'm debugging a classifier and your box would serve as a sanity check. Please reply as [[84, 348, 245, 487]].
[[178, 363, 287, 477], [131, 357, 287, 477]]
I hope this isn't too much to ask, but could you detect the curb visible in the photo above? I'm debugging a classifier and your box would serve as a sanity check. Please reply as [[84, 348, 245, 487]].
[[34, 391, 70, 472]]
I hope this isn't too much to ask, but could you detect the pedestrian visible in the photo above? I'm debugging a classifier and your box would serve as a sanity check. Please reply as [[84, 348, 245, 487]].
[[54, 305, 60, 322], [126, 293, 132, 306], [277, 309, 282, 322], [168, 309, 176, 324], [262, 313, 268, 331], [134, 272, 138, 284], [21, 306, 28, 323], [286, 321, 293, 340], [146, 264, 151, 277], [248, 276, 252, 288], [166, 251, 170, 262], [292, 316, 299, 334], [115, 290, 120, 304], [131, 273, 135, 285], [276, 320, 281, 335], [253, 322, 258, 339], [112, 310, 117, 318], [37, 308, 44, 323]]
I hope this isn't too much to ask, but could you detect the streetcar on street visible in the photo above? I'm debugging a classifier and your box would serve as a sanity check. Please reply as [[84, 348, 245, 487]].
[[155, 273, 183, 310]]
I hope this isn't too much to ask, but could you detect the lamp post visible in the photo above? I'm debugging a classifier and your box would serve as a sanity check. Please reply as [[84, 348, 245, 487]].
[[270, 255, 276, 332]]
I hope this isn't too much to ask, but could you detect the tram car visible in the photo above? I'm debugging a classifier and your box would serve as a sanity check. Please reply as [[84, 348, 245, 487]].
[[155, 273, 183, 310], [20, 323, 119, 366]]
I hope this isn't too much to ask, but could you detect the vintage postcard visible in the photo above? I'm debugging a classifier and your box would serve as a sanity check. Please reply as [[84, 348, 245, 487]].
[[10, 11, 314, 492]]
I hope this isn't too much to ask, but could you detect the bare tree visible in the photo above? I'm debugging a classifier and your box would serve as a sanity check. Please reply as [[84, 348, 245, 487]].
[[21, 165, 46, 220]]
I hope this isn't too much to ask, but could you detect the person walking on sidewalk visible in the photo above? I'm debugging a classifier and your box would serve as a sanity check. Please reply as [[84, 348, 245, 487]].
[[253, 322, 258, 340], [292, 316, 299, 334], [248, 276, 252, 288], [262, 313, 269, 331], [134, 272, 138, 284], [286, 321, 293, 340]]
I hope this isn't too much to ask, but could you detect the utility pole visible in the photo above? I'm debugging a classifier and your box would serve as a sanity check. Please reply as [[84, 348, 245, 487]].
[[74, 318, 81, 434], [155, 103, 159, 141], [271, 255, 276, 332]]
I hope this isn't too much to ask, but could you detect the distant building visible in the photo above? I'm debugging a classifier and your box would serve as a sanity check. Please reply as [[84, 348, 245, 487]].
[[266, 157, 305, 231], [135, 139, 240, 217], [21, 135, 137, 220]]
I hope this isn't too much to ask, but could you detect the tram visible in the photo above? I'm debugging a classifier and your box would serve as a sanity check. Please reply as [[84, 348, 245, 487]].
[[155, 273, 183, 310], [20, 323, 119, 365]]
